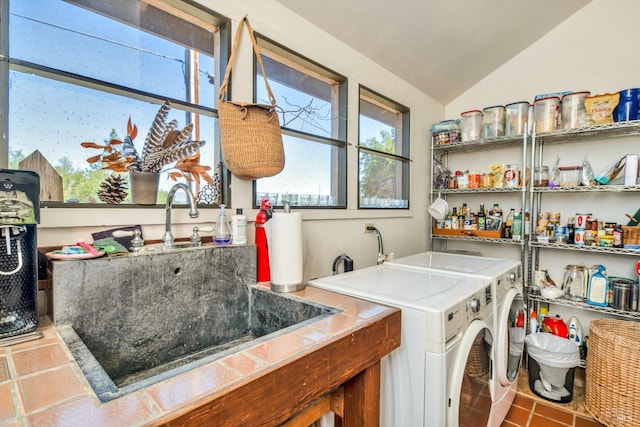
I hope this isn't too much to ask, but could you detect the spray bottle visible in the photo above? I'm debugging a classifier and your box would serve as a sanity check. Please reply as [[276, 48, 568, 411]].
[[255, 198, 273, 282]]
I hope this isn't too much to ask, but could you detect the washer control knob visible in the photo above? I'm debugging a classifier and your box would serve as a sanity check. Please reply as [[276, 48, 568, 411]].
[[469, 298, 481, 313], [508, 272, 517, 282]]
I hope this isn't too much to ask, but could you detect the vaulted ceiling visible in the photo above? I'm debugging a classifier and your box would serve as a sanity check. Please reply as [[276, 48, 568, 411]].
[[273, 0, 591, 105]]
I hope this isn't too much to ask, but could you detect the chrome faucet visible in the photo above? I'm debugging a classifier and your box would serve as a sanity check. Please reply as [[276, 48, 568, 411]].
[[162, 183, 199, 247]]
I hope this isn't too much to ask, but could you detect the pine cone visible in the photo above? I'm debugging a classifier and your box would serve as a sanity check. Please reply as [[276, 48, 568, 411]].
[[98, 175, 128, 204]]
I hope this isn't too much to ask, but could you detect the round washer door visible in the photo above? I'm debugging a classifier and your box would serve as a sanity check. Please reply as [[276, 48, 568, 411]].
[[496, 287, 525, 387], [447, 320, 493, 427]]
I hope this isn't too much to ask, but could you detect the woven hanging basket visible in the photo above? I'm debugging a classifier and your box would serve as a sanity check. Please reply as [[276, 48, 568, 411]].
[[218, 16, 285, 180], [218, 101, 284, 180], [585, 318, 640, 427]]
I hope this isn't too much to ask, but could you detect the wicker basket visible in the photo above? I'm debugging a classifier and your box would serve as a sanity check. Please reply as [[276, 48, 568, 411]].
[[465, 333, 489, 377], [585, 319, 640, 426]]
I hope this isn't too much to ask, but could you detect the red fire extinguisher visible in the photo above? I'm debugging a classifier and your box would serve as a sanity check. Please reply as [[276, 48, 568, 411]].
[[256, 198, 273, 282]]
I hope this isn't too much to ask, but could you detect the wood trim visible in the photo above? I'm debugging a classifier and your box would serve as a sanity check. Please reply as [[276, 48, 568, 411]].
[[152, 309, 401, 426]]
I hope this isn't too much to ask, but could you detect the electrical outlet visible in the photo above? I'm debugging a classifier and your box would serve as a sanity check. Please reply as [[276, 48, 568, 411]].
[[364, 223, 374, 233]]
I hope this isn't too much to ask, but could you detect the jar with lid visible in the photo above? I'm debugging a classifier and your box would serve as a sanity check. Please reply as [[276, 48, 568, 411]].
[[460, 110, 483, 142], [534, 166, 550, 187], [562, 265, 587, 301]]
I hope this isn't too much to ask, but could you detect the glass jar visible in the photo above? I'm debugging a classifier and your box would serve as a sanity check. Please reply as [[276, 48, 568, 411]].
[[534, 166, 550, 187]]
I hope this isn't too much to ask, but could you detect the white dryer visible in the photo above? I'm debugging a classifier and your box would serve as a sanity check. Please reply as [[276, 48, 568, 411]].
[[386, 251, 525, 426], [309, 263, 494, 427]]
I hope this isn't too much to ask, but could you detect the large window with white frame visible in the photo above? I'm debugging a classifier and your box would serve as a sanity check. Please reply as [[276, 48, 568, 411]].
[[253, 37, 347, 208], [0, 0, 228, 206], [358, 86, 410, 209]]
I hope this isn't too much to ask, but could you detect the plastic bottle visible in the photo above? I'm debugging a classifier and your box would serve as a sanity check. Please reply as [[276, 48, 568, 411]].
[[505, 208, 515, 239], [529, 310, 538, 334], [512, 209, 522, 241], [567, 316, 583, 346], [477, 203, 486, 230], [231, 208, 247, 244], [213, 204, 232, 245]]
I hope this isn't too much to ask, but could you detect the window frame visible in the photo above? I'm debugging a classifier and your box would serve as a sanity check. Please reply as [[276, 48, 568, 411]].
[[357, 85, 410, 210], [251, 34, 348, 209], [0, 0, 232, 209]]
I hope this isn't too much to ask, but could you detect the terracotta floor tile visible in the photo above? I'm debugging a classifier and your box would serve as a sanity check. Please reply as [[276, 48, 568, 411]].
[[503, 404, 531, 426], [247, 332, 315, 364], [530, 413, 573, 426], [512, 394, 535, 411], [147, 362, 238, 412], [311, 313, 361, 335], [0, 356, 9, 382], [534, 401, 575, 425], [12, 343, 71, 377], [17, 366, 87, 414], [575, 415, 605, 426], [27, 395, 152, 427], [501, 421, 520, 427], [219, 352, 266, 376], [0, 383, 15, 422]]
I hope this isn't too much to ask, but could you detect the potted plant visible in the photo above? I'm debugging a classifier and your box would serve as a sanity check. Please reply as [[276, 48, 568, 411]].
[[82, 101, 214, 205]]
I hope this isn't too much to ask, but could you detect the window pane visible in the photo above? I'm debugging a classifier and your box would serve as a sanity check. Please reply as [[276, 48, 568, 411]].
[[254, 44, 346, 208], [358, 152, 408, 208], [5, 0, 221, 206], [10, 0, 217, 108], [258, 56, 335, 138], [359, 98, 400, 155], [358, 88, 409, 209], [8, 71, 218, 204], [255, 135, 342, 207]]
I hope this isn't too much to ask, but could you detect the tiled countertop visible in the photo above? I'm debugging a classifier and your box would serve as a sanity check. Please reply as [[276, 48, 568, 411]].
[[0, 284, 399, 426]]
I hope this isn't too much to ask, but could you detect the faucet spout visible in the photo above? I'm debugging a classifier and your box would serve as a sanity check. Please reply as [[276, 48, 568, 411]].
[[162, 183, 199, 246]]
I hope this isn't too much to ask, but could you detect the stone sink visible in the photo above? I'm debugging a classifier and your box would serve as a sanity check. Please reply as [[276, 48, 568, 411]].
[[50, 244, 337, 403]]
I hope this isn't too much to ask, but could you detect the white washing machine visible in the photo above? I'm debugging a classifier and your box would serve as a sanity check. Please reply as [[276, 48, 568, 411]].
[[309, 263, 494, 427], [386, 251, 525, 426]]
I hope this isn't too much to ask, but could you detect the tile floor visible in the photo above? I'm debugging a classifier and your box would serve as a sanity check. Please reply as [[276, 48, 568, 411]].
[[501, 367, 604, 427]]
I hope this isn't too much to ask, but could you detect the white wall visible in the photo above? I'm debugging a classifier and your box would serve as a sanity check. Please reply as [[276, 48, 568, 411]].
[[445, 1, 640, 329], [38, 0, 443, 281]]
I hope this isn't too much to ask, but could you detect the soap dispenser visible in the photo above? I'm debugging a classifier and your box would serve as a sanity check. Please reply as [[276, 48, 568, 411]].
[[214, 204, 232, 245]]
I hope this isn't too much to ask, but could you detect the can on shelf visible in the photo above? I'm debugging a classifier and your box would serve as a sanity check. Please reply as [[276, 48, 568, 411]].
[[574, 228, 586, 246], [575, 213, 591, 229]]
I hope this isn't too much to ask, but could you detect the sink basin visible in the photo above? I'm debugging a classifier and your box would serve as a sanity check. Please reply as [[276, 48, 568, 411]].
[[50, 245, 337, 402]]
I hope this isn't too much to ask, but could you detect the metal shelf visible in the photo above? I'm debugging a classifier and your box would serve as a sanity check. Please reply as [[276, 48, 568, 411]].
[[535, 120, 640, 144], [527, 294, 640, 321], [432, 135, 523, 153], [530, 241, 640, 256], [434, 187, 524, 195], [531, 185, 640, 193], [432, 235, 524, 245]]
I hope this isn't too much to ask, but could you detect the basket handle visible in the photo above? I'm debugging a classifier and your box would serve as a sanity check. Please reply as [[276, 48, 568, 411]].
[[219, 16, 277, 107]]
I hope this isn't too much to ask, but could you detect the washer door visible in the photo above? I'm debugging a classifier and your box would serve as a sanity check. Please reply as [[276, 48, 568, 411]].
[[496, 287, 525, 387], [447, 320, 493, 427]]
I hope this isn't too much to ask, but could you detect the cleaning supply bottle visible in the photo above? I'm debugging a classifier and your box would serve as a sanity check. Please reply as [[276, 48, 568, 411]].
[[567, 316, 583, 346], [231, 208, 247, 244], [213, 204, 232, 245], [529, 310, 538, 333], [255, 198, 273, 282]]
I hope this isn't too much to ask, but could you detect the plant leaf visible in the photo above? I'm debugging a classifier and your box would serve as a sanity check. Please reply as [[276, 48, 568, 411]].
[[81, 142, 105, 149], [86, 154, 102, 164]]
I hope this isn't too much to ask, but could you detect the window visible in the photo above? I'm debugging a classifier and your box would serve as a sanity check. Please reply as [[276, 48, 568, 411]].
[[253, 38, 347, 208], [358, 87, 410, 209], [1, 0, 227, 206]]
